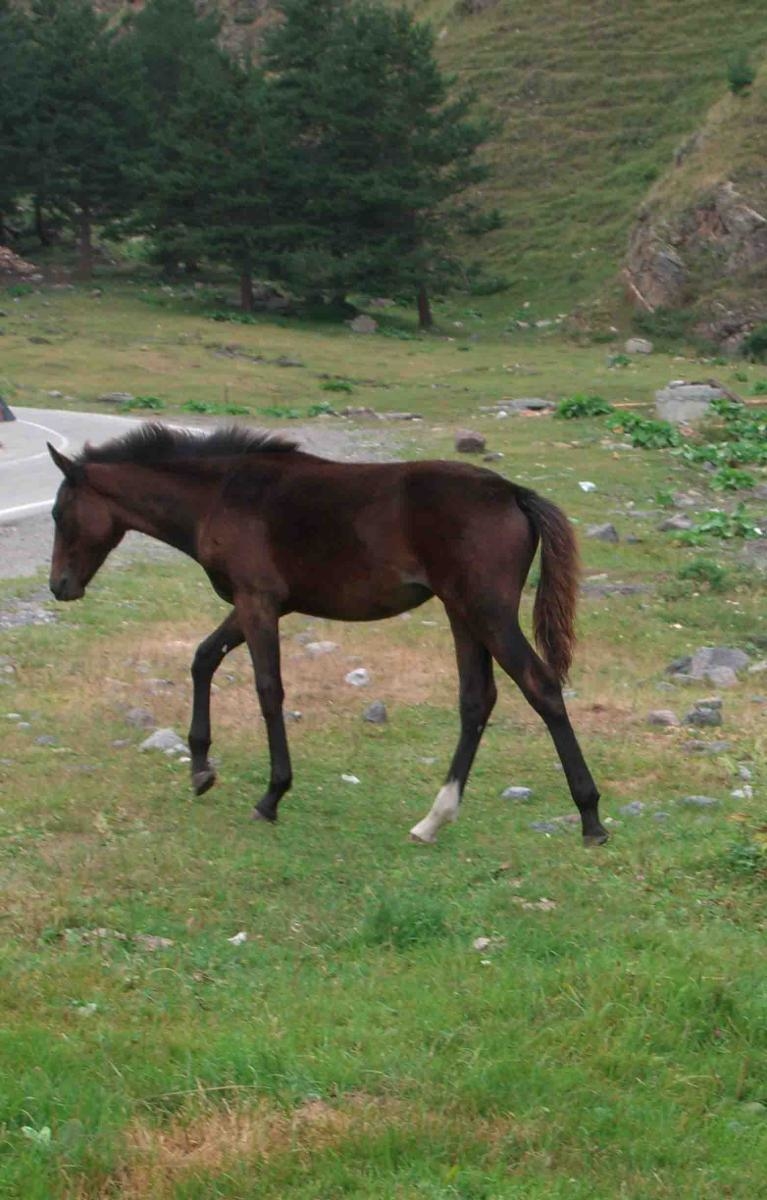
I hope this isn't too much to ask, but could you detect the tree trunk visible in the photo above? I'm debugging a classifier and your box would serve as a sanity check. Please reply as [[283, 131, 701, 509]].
[[76, 204, 93, 280], [417, 284, 433, 330], [240, 266, 255, 312], [34, 196, 52, 248]]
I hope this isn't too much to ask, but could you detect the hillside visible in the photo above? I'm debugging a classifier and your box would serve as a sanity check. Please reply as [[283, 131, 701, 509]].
[[625, 61, 767, 345], [20, 1, 767, 315]]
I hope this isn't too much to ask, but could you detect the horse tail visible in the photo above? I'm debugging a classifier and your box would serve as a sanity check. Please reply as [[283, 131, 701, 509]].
[[515, 488, 580, 683]]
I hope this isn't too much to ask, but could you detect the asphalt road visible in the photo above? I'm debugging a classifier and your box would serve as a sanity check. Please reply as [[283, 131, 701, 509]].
[[0, 406, 143, 524]]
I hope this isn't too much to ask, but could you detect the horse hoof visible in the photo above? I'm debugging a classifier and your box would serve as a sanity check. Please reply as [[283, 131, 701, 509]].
[[192, 769, 216, 796], [252, 807, 277, 824], [583, 830, 609, 847], [408, 830, 436, 845]]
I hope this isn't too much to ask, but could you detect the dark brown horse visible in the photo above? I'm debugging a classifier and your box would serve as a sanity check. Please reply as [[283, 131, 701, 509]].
[[47, 424, 606, 846]]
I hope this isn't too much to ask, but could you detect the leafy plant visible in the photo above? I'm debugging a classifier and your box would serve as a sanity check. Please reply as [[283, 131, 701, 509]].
[[361, 893, 449, 950], [209, 309, 260, 325], [677, 504, 763, 544], [710, 466, 757, 491], [676, 557, 729, 591], [180, 399, 250, 415], [749, 379, 767, 395], [607, 413, 681, 448], [320, 379, 354, 393], [121, 394, 165, 411], [555, 393, 613, 419], [607, 352, 631, 368]]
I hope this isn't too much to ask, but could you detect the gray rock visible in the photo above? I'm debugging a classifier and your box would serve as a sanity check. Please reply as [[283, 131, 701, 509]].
[[345, 668, 370, 687], [653, 811, 671, 821], [304, 641, 338, 658], [741, 539, 767, 572], [139, 728, 188, 756], [655, 381, 727, 425], [705, 666, 738, 688], [625, 337, 653, 354], [682, 739, 732, 754], [125, 707, 156, 730], [586, 523, 619, 543], [620, 801, 645, 816], [363, 700, 388, 725], [506, 397, 556, 412], [678, 794, 720, 808], [455, 430, 487, 453], [502, 786, 533, 801], [689, 646, 749, 678], [529, 821, 563, 834], [647, 710, 680, 727], [97, 391, 134, 405], [34, 734, 58, 746], [275, 355, 304, 368], [483, 452, 504, 462], [349, 315, 378, 334], [111, 739, 131, 748], [658, 514, 694, 532], [684, 707, 723, 728]]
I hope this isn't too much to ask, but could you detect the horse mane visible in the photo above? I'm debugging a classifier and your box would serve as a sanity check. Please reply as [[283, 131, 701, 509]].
[[76, 423, 298, 468]]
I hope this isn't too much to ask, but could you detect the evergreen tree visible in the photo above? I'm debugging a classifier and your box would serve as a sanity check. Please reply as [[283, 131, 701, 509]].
[[136, 50, 294, 308], [0, 1, 35, 235], [264, 0, 495, 325], [129, 0, 223, 123], [23, 0, 147, 277]]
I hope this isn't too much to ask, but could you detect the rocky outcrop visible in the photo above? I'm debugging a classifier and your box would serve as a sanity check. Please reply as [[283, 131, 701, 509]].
[[624, 65, 767, 344]]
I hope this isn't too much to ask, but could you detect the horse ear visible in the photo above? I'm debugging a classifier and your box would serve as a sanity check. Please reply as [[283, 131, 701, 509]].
[[47, 442, 77, 483]]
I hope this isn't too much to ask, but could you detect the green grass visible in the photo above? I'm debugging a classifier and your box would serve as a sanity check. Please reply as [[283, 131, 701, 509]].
[[1, 281, 767, 1196]]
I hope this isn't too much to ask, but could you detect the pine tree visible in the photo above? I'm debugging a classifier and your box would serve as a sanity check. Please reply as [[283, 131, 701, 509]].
[[0, 1, 36, 235], [136, 49, 294, 308], [264, 0, 495, 325], [23, 0, 147, 277], [129, 0, 223, 122]]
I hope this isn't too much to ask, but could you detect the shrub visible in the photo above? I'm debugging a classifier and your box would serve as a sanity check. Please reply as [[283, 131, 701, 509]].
[[555, 393, 614, 419], [727, 50, 756, 95], [741, 324, 767, 362], [607, 413, 681, 448]]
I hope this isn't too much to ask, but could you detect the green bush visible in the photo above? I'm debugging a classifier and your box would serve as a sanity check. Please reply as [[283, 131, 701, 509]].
[[633, 306, 694, 344], [555, 393, 614, 419], [741, 324, 767, 362], [607, 413, 681, 448], [727, 49, 756, 95]]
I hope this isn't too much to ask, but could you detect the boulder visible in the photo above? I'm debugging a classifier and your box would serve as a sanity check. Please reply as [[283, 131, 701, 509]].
[[655, 381, 727, 424]]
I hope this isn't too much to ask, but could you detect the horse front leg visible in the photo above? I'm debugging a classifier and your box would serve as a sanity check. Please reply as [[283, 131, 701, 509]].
[[188, 610, 245, 795], [234, 594, 292, 823]]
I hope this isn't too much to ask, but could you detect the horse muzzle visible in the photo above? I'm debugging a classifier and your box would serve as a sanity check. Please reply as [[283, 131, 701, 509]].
[[49, 573, 85, 601]]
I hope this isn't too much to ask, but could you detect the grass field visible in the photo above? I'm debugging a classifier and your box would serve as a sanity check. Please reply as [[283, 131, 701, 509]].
[[1, 282, 766, 1197]]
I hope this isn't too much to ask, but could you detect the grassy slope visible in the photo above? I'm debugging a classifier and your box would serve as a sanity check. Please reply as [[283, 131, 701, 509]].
[[86, 0, 767, 314], [1, 287, 767, 1196]]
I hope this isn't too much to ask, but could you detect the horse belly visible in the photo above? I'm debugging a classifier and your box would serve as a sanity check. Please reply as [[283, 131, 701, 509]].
[[292, 578, 433, 622]]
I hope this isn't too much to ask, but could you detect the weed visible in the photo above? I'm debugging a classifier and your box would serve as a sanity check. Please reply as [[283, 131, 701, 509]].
[[741, 324, 767, 362], [320, 379, 354, 393], [749, 379, 767, 395], [555, 393, 613, 419], [121, 395, 165, 411], [710, 466, 757, 491], [678, 503, 763, 543], [677, 557, 729, 591], [180, 400, 250, 416], [361, 894, 449, 950], [727, 49, 756, 94], [607, 412, 681, 448]]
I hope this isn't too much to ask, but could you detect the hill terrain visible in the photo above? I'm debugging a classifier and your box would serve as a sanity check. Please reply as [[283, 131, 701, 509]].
[[16, 1, 767, 324]]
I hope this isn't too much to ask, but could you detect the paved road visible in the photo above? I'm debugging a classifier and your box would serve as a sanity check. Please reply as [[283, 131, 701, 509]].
[[0, 406, 143, 524]]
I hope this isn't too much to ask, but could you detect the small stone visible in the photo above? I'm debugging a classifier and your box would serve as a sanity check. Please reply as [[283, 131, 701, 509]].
[[286, 710, 303, 722], [363, 701, 388, 724], [472, 937, 492, 951], [502, 786, 533, 801], [111, 739, 131, 748], [139, 728, 188, 756], [658, 514, 693, 532], [625, 337, 653, 354], [684, 707, 722, 728], [275, 355, 304, 368], [227, 931, 247, 945], [341, 774, 360, 784], [134, 933, 174, 951], [653, 811, 671, 821], [689, 647, 750, 678], [529, 821, 563, 833], [740, 1102, 767, 1116], [97, 391, 134, 405], [349, 314, 378, 334], [748, 660, 767, 675], [34, 734, 58, 746], [682, 740, 732, 754], [578, 481, 597, 492], [125, 707, 156, 730], [586, 523, 619, 543], [455, 430, 486, 454], [345, 668, 370, 687], [482, 452, 504, 462], [695, 696, 722, 710], [705, 666, 738, 688], [737, 764, 753, 781], [730, 787, 753, 800], [647, 710, 680, 727], [304, 641, 338, 657], [678, 795, 719, 808], [620, 801, 645, 816]]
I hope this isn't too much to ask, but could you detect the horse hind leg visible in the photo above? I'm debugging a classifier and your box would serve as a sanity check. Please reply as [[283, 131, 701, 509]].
[[410, 612, 497, 844], [486, 620, 607, 846], [189, 610, 245, 795]]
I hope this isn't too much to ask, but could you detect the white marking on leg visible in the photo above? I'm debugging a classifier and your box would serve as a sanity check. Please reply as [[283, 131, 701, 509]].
[[409, 780, 461, 844]]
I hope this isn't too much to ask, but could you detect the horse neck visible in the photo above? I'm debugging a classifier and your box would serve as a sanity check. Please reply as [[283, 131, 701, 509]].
[[86, 461, 218, 557]]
